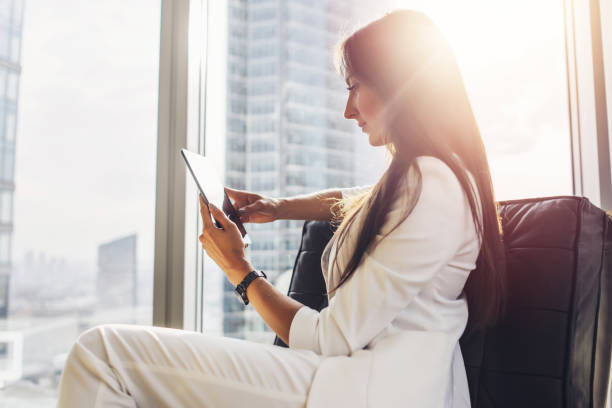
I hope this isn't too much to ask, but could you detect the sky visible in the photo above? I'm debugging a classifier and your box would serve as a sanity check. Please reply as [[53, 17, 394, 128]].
[[13, 0, 161, 267], [412, 0, 574, 200], [11, 0, 576, 271]]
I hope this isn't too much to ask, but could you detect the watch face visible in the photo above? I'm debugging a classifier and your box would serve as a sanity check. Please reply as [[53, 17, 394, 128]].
[[233, 289, 244, 303]]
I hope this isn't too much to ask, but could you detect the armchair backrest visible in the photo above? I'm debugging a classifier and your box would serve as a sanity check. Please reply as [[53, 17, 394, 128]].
[[274, 196, 612, 408]]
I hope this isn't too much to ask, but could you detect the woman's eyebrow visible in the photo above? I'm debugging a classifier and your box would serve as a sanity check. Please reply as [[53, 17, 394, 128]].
[[345, 74, 353, 86]]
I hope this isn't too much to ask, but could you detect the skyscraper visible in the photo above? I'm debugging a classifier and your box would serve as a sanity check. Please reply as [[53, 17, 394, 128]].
[[221, 0, 388, 339], [0, 0, 24, 318], [97, 234, 138, 309]]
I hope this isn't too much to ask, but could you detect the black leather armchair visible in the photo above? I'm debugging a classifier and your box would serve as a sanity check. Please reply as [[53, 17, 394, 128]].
[[274, 196, 612, 408]]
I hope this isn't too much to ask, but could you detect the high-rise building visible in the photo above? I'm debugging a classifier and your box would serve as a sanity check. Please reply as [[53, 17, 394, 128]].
[[0, 0, 24, 318], [221, 0, 388, 339], [96, 234, 138, 309]]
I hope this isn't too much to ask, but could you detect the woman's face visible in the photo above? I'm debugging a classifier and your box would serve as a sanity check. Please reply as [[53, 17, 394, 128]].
[[343, 75, 387, 146]]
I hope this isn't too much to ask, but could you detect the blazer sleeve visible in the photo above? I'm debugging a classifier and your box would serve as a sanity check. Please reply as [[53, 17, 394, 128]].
[[288, 157, 472, 356]]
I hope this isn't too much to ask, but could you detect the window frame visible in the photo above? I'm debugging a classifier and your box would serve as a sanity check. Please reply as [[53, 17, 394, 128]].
[[565, 0, 611, 209], [154, 0, 209, 332], [153, 0, 197, 330]]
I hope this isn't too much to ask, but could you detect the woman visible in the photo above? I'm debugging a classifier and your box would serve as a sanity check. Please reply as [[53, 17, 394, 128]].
[[57, 9, 506, 407]]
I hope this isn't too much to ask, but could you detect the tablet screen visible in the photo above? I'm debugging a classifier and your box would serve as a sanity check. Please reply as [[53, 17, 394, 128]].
[[181, 149, 250, 244], [182, 149, 225, 208]]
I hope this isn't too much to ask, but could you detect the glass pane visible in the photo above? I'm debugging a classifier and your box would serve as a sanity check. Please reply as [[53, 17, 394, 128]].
[[0, 0, 7, 61], [0, 67, 5, 98], [2, 146, 13, 180], [393, 0, 572, 200], [6, 71, 16, 100], [0, 0, 160, 405], [9, 31, 19, 64], [5, 109, 14, 142], [0, 232, 9, 264], [407, 0, 572, 201], [0, 190, 11, 224], [0, 0, 9, 22]]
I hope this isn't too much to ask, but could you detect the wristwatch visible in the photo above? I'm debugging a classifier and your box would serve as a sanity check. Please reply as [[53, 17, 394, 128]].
[[234, 270, 267, 305]]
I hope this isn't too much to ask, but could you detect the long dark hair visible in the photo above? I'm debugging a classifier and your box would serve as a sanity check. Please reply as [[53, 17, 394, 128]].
[[328, 10, 507, 329]]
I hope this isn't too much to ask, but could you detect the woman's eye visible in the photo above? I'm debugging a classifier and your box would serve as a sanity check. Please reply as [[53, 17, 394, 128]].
[[346, 84, 357, 92]]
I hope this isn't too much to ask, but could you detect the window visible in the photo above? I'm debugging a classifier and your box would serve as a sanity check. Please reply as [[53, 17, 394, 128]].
[[250, 157, 275, 171], [5, 109, 15, 142], [2, 146, 13, 180], [0, 21, 7, 60], [0, 67, 6, 98], [0, 0, 161, 404], [10, 29, 20, 64], [0, 231, 10, 264], [6, 72, 17, 101], [249, 42, 277, 58], [227, 135, 246, 152], [395, 0, 572, 200], [251, 24, 276, 40], [228, 157, 246, 172], [248, 99, 275, 114], [248, 61, 276, 77], [228, 117, 246, 133], [229, 79, 247, 95], [230, 98, 247, 115], [286, 106, 326, 127], [250, 6, 276, 22], [287, 64, 326, 87], [249, 117, 276, 133], [0, 190, 11, 224], [230, 4, 247, 21]]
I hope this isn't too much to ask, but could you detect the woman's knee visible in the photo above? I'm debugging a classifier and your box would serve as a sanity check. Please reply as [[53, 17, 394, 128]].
[[68, 324, 118, 363]]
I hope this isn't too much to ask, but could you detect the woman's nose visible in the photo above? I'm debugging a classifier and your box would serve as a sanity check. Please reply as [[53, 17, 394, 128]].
[[344, 98, 357, 120]]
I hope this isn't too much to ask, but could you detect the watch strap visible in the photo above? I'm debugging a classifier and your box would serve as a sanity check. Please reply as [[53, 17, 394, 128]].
[[235, 270, 267, 305]]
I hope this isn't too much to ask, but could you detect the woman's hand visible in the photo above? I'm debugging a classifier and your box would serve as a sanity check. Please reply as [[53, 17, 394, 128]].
[[199, 195, 253, 285], [224, 187, 280, 223]]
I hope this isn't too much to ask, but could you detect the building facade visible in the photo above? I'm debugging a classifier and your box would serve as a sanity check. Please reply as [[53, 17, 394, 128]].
[[0, 0, 23, 318]]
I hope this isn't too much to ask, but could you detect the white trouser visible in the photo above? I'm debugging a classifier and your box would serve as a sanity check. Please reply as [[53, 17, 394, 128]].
[[56, 324, 323, 407]]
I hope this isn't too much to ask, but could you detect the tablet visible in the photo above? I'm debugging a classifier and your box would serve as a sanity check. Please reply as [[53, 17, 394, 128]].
[[181, 148, 251, 247]]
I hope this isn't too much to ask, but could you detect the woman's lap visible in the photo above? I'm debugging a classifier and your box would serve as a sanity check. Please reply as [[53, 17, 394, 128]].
[[57, 324, 323, 408]]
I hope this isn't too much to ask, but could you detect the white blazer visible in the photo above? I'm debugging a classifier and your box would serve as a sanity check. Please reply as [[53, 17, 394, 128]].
[[288, 156, 481, 407]]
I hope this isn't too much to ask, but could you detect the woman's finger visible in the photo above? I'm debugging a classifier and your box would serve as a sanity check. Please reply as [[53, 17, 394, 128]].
[[224, 186, 248, 199], [238, 200, 261, 216], [199, 196, 213, 229], [224, 187, 242, 203], [209, 203, 232, 229], [224, 187, 249, 209]]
